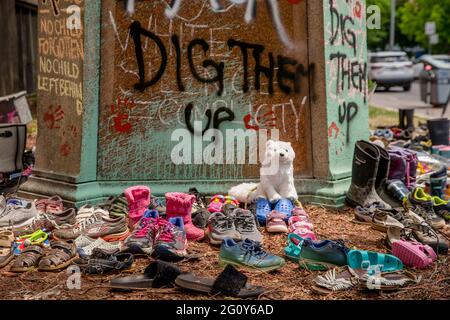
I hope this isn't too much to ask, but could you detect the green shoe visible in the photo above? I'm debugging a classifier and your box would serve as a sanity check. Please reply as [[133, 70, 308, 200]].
[[219, 238, 285, 272], [284, 233, 349, 271], [432, 196, 450, 221]]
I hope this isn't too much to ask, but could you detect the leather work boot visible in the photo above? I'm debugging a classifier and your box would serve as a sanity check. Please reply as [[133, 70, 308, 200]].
[[346, 141, 392, 209]]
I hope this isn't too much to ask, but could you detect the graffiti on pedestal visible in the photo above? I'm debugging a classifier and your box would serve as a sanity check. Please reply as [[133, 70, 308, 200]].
[[326, 0, 368, 155], [37, 0, 84, 169], [98, 0, 312, 180]]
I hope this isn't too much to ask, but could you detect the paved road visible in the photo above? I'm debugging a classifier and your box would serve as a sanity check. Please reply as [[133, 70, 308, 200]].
[[370, 81, 450, 119]]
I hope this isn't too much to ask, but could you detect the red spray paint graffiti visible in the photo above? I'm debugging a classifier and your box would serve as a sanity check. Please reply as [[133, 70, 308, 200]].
[[110, 97, 136, 133]]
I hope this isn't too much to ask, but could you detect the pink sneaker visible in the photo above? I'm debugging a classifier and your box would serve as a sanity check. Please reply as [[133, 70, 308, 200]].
[[125, 186, 151, 228], [266, 211, 288, 233], [166, 192, 204, 241], [288, 216, 316, 240], [392, 240, 436, 269]]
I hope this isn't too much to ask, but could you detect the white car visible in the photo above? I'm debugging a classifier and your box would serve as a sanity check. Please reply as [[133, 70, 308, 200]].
[[413, 54, 450, 78], [369, 51, 414, 91]]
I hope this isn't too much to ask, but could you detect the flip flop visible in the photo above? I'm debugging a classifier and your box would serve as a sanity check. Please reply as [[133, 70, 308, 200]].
[[347, 250, 403, 274], [110, 260, 181, 290], [175, 265, 265, 298]]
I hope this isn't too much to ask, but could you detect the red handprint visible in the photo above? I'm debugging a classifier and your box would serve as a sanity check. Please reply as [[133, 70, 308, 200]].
[[44, 105, 64, 129], [243, 111, 276, 131]]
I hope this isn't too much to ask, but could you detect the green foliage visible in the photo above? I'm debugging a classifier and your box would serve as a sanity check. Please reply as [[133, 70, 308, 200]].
[[367, 0, 391, 50], [398, 0, 450, 53]]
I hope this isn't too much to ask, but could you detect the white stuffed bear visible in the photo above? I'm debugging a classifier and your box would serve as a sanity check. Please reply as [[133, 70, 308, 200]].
[[229, 140, 298, 203]]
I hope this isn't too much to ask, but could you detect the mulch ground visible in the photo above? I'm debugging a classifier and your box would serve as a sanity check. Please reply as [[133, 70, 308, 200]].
[[0, 205, 449, 300]]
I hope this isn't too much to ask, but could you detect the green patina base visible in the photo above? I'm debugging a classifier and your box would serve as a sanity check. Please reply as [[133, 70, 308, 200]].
[[19, 175, 350, 209]]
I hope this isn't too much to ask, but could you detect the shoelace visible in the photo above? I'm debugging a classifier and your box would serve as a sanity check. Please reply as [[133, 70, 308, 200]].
[[134, 218, 154, 238], [235, 215, 255, 232], [330, 239, 349, 254], [241, 241, 268, 260], [414, 205, 437, 221], [213, 215, 235, 232]]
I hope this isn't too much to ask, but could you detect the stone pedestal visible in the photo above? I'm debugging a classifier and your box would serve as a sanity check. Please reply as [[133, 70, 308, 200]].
[[21, 0, 369, 208]]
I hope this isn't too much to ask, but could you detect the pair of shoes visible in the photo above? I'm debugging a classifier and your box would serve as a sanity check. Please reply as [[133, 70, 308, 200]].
[[284, 234, 349, 271], [311, 266, 419, 294], [353, 204, 404, 233], [73, 248, 133, 274], [124, 210, 188, 261], [206, 208, 262, 245], [256, 198, 293, 225], [219, 238, 285, 272], [111, 260, 265, 298], [10, 241, 76, 272], [288, 208, 316, 240], [53, 205, 128, 242], [207, 195, 239, 213]]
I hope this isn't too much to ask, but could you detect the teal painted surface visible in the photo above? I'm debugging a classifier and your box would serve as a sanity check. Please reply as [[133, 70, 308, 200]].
[[324, 0, 369, 180], [78, 0, 101, 183]]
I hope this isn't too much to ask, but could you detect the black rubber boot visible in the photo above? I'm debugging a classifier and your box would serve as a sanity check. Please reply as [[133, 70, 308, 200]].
[[430, 165, 447, 199], [427, 118, 450, 146], [374, 145, 403, 208], [346, 141, 392, 209]]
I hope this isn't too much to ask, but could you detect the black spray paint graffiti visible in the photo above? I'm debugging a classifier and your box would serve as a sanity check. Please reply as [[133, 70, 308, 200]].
[[329, 0, 356, 56], [329, 52, 367, 103], [184, 103, 235, 136], [338, 101, 358, 143], [129, 21, 312, 97]]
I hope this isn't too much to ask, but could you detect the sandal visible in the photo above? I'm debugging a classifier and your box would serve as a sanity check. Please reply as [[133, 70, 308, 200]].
[[359, 270, 420, 291], [347, 250, 403, 274], [175, 265, 265, 298], [10, 245, 44, 272], [38, 241, 77, 271], [73, 249, 134, 274], [110, 260, 181, 290], [0, 230, 14, 247], [311, 266, 360, 294], [392, 240, 436, 269]]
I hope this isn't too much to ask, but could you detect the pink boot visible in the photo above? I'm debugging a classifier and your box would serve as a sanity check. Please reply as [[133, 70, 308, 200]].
[[165, 192, 204, 241], [125, 186, 151, 228]]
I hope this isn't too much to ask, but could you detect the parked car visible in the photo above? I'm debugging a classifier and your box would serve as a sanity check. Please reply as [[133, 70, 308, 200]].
[[369, 51, 414, 91], [413, 54, 450, 79]]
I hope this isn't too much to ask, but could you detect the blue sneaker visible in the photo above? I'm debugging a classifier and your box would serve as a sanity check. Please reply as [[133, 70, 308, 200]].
[[219, 238, 285, 272], [256, 198, 271, 225]]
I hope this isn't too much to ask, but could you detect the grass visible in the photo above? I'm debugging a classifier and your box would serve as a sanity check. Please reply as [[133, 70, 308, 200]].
[[369, 105, 427, 130]]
